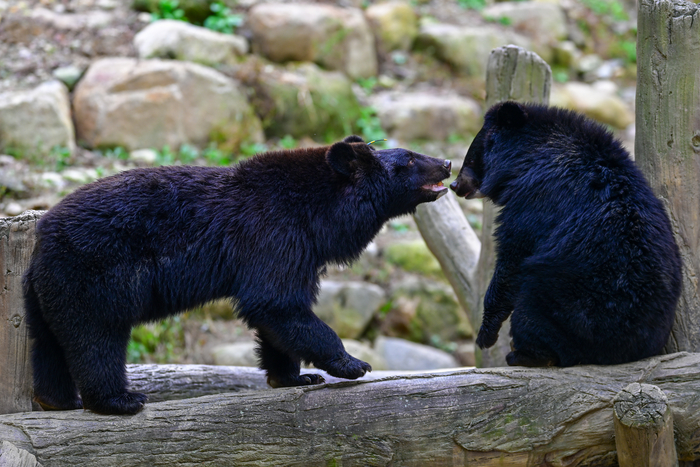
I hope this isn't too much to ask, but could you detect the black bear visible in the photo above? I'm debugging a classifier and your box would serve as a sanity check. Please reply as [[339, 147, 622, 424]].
[[24, 136, 452, 415], [450, 102, 681, 367]]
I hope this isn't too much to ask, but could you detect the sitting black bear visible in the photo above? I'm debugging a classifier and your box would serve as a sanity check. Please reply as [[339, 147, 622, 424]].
[[24, 136, 451, 414], [450, 102, 681, 367]]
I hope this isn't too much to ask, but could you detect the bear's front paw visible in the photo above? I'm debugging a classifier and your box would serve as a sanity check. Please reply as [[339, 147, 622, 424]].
[[476, 325, 499, 349], [322, 355, 372, 380], [86, 391, 148, 415], [268, 373, 326, 388]]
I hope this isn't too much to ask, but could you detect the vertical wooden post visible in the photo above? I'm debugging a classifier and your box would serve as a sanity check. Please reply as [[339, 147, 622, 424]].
[[635, 0, 700, 353], [0, 211, 41, 414], [613, 383, 679, 467], [477, 45, 551, 367]]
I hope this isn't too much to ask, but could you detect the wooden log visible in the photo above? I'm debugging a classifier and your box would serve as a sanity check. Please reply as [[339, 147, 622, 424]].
[[476, 45, 552, 367], [2, 352, 700, 466], [0, 211, 42, 415], [635, 0, 700, 354], [413, 192, 480, 328], [613, 383, 678, 467]]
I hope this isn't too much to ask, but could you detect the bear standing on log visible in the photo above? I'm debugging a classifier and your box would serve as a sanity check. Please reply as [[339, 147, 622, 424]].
[[450, 102, 681, 368], [24, 136, 452, 415]]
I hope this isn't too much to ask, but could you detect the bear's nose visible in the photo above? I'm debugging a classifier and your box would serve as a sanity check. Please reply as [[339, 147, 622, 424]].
[[449, 180, 459, 191], [443, 159, 452, 170]]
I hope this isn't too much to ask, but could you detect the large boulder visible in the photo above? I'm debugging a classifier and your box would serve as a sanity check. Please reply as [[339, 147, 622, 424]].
[[134, 20, 248, 66], [371, 91, 482, 142], [73, 58, 264, 151], [240, 60, 363, 140], [247, 3, 377, 79], [414, 22, 532, 79], [0, 81, 75, 156], [313, 280, 387, 339], [551, 81, 634, 130], [365, 1, 419, 53], [482, 2, 567, 62], [374, 336, 459, 371]]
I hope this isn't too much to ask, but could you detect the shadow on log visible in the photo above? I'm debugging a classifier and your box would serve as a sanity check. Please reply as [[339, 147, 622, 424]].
[[1, 352, 700, 466]]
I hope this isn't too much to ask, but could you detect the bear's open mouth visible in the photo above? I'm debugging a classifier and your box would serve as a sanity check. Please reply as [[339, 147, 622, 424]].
[[421, 181, 448, 198]]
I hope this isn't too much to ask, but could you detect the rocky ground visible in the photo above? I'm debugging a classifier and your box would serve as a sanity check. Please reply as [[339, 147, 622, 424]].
[[0, 0, 639, 370]]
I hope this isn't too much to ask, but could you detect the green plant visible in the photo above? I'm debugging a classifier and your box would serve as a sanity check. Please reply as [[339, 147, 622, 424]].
[[202, 143, 231, 166], [356, 106, 387, 147], [178, 144, 200, 164], [104, 146, 129, 160], [50, 145, 72, 172], [127, 316, 185, 363], [356, 77, 378, 93], [239, 142, 267, 158], [278, 135, 298, 150], [580, 0, 628, 21], [156, 145, 177, 166], [458, 0, 486, 11], [203, 2, 243, 34], [151, 0, 188, 21]]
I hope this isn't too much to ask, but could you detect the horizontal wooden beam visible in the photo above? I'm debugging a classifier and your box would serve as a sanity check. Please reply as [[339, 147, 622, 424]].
[[1, 352, 700, 466]]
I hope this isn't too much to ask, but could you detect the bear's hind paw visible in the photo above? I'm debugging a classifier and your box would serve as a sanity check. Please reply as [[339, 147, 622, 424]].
[[86, 391, 148, 415], [267, 373, 325, 388]]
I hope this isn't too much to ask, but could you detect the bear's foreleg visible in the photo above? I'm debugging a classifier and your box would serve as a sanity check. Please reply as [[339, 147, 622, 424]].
[[476, 263, 517, 349], [250, 308, 371, 386]]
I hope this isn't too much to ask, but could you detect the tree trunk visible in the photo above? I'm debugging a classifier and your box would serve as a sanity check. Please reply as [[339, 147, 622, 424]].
[[0, 211, 42, 415], [477, 45, 552, 367], [1, 352, 699, 467], [635, 0, 700, 354]]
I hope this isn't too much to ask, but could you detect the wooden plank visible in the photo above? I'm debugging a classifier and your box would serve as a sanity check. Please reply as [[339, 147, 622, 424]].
[[0, 211, 42, 415], [635, 0, 700, 353]]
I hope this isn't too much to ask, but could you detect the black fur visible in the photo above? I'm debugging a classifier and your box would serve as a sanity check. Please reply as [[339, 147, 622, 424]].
[[450, 102, 681, 367], [24, 135, 451, 414]]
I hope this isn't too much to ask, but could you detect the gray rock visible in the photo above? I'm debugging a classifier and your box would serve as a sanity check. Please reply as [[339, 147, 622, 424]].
[[0, 80, 75, 156], [247, 61, 363, 140], [211, 341, 259, 367], [129, 148, 159, 165], [365, 1, 419, 53], [371, 91, 482, 142], [550, 81, 634, 129], [314, 280, 386, 339], [134, 20, 248, 66], [482, 2, 567, 62], [73, 58, 264, 151], [248, 3, 377, 79], [374, 336, 459, 371], [414, 22, 531, 79]]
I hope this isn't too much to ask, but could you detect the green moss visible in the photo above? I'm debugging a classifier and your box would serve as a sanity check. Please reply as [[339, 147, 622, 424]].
[[384, 239, 443, 278]]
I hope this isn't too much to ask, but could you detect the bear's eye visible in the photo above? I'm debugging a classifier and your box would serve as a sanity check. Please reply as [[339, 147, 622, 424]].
[[408, 157, 415, 166]]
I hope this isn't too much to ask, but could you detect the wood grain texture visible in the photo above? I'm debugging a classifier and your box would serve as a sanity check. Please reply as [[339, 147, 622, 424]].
[[1, 353, 699, 466], [414, 192, 480, 332], [613, 383, 678, 467], [635, 0, 700, 354], [0, 211, 43, 415], [477, 45, 552, 367]]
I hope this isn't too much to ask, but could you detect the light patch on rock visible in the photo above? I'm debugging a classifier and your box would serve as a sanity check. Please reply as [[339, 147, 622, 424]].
[[134, 20, 248, 66], [551, 81, 634, 130], [0, 80, 75, 156], [313, 280, 386, 339], [374, 336, 459, 371]]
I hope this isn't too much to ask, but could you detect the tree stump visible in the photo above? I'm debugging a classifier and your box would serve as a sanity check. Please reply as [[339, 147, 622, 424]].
[[0, 211, 42, 415], [635, 0, 700, 353], [613, 383, 678, 467]]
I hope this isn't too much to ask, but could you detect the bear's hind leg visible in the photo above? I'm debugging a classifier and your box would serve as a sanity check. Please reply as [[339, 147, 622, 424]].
[[256, 336, 325, 388], [66, 327, 147, 415], [29, 324, 83, 410]]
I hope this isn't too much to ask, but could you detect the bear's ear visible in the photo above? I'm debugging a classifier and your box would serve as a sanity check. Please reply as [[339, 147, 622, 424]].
[[326, 142, 358, 177], [342, 135, 365, 144], [495, 101, 528, 129]]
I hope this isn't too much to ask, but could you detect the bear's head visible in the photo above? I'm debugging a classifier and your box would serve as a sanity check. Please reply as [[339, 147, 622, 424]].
[[326, 135, 452, 216], [449, 101, 530, 201]]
